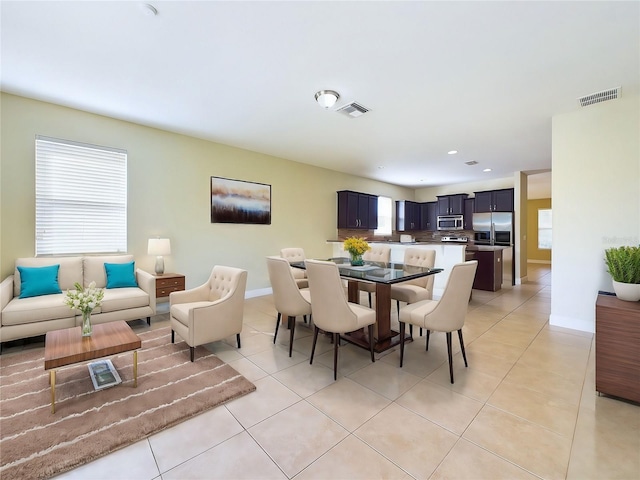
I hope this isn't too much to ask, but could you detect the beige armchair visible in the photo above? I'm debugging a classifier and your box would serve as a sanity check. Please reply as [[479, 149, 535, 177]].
[[398, 260, 477, 383], [170, 265, 248, 362], [280, 247, 308, 289], [360, 244, 391, 307], [305, 259, 376, 380], [266, 256, 312, 357], [390, 248, 436, 335]]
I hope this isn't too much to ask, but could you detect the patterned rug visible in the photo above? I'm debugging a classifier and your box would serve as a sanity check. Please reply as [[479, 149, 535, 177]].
[[0, 327, 256, 480]]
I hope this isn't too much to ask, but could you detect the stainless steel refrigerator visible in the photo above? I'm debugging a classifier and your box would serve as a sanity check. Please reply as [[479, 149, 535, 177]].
[[472, 212, 514, 286]]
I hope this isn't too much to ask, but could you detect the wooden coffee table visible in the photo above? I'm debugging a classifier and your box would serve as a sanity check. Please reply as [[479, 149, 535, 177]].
[[44, 320, 141, 413]]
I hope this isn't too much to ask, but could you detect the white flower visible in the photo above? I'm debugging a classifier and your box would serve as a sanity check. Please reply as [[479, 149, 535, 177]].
[[64, 281, 104, 315]]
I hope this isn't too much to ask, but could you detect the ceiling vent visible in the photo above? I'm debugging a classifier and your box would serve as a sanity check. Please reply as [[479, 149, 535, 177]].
[[578, 87, 620, 107], [465, 161, 478, 166], [336, 102, 369, 118]]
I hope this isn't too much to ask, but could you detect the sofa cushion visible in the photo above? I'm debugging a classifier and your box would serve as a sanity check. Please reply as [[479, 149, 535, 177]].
[[14, 257, 83, 297], [170, 302, 213, 326], [105, 261, 138, 289], [83, 255, 134, 288], [100, 287, 149, 313], [2, 294, 74, 326], [17, 264, 62, 299]]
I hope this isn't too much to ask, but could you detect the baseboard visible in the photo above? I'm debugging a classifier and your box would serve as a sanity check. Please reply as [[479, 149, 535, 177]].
[[246, 287, 272, 299], [549, 313, 594, 333]]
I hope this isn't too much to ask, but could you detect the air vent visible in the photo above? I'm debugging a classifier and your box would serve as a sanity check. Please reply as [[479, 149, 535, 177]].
[[336, 102, 369, 118], [465, 161, 478, 166], [578, 87, 620, 107]]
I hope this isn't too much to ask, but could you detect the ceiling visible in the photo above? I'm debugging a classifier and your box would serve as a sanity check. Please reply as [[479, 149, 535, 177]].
[[1, 1, 638, 189]]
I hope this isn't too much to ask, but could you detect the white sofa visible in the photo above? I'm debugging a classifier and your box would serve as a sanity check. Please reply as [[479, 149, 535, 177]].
[[0, 255, 156, 344]]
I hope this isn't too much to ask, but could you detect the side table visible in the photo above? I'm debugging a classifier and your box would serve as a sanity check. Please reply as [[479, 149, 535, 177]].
[[155, 273, 186, 299]]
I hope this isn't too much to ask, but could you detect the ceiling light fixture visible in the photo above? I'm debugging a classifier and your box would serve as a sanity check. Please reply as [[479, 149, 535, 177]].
[[314, 90, 340, 109], [448, 150, 458, 155]]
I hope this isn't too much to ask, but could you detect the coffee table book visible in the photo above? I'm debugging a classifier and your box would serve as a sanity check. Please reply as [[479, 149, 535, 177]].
[[88, 359, 122, 390]]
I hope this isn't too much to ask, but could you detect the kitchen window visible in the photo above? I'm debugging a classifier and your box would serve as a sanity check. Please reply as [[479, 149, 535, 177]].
[[35, 136, 127, 255], [538, 208, 552, 250], [374, 196, 392, 236]]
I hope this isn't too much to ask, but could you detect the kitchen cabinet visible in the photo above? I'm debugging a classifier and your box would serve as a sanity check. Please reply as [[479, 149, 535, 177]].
[[437, 194, 468, 215], [595, 294, 640, 403], [464, 198, 475, 230], [396, 200, 421, 231], [468, 249, 502, 291], [474, 188, 514, 212], [420, 202, 438, 231], [337, 190, 378, 229]]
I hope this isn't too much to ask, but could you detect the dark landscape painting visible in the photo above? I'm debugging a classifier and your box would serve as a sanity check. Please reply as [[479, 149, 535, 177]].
[[211, 176, 271, 224]]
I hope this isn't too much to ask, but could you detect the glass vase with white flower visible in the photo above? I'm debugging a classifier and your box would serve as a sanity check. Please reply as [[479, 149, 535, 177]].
[[63, 282, 105, 337]]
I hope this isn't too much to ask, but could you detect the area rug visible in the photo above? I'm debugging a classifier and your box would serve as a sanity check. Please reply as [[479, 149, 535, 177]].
[[0, 327, 256, 480]]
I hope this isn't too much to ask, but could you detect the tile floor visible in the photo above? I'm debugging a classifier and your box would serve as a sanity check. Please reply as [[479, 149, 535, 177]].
[[9, 264, 640, 479]]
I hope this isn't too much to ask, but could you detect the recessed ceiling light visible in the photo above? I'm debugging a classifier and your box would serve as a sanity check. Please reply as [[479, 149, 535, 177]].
[[377, 166, 385, 169], [140, 3, 158, 16], [483, 168, 492, 172], [448, 150, 458, 155]]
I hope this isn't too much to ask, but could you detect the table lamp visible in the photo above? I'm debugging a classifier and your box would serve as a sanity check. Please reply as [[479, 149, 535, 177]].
[[148, 238, 171, 275]]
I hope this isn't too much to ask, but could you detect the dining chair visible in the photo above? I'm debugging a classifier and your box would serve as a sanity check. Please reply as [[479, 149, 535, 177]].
[[170, 265, 247, 362], [266, 256, 312, 357], [398, 260, 477, 383], [305, 259, 376, 380], [390, 248, 436, 336], [280, 247, 308, 289], [360, 244, 391, 307]]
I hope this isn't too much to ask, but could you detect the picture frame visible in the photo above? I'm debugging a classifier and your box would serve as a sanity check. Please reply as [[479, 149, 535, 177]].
[[210, 176, 271, 225]]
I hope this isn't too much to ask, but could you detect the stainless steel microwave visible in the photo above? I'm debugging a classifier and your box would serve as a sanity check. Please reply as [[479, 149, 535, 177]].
[[437, 215, 464, 231]]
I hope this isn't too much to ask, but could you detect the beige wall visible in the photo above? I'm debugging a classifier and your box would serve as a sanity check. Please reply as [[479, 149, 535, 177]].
[[527, 198, 552, 263], [414, 177, 514, 202], [0, 93, 414, 292], [551, 94, 639, 332]]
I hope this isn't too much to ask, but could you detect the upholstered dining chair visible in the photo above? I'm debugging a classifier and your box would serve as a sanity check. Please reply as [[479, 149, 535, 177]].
[[305, 259, 376, 380], [360, 244, 391, 307], [266, 256, 312, 357], [390, 248, 436, 336], [280, 247, 308, 289], [170, 265, 248, 362], [398, 260, 477, 383]]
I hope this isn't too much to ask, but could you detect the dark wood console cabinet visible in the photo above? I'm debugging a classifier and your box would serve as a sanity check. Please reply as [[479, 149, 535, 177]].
[[595, 294, 640, 403]]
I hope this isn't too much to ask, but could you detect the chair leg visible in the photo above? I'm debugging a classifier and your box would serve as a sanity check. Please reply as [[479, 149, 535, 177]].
[[190, 346, 195, 362], [310, 326, 319, 365], [419, 328, 423, 337], [236, 333, 241, 349], [288, 316, 295, 357], [273, 312, 281, 344], [446, 332, 454, 383], [171, 330, 175, 343], [368, 324, 375, 363], [399, 321, 406, 368], [458, 329, 468, 367], [333, 333, 339, 380], [147, 317, 151, 326], [409, 324, 413, 337], [425, 330, 430, 351], [396, 300, 400, 317], [368, 292, 372, 308], [303, 315, 307, 324]]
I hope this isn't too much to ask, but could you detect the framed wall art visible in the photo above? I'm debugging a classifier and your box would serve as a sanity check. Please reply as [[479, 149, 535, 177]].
[[210, 176, 271, 225]]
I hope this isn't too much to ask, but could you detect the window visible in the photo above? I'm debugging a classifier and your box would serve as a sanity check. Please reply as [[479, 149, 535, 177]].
[[538, 208, 552, 249], [35, 136, 127, 255], [374, 196, 392, 236]]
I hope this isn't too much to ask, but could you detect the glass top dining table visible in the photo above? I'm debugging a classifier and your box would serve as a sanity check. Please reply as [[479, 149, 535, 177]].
[[291, 258, 443, 353]]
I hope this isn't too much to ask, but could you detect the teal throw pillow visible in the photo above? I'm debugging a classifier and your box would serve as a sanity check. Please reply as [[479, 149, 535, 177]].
[[17, 264, 62, 299], [104, 261, 138, 289]]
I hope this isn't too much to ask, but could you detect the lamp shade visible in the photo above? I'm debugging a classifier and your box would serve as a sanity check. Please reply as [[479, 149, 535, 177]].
[[148, 238, 171, 256]]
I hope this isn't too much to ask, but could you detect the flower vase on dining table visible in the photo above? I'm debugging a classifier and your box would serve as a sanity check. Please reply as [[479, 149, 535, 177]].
[[81, 311, 92, 337], [350, 253, 364, 266]]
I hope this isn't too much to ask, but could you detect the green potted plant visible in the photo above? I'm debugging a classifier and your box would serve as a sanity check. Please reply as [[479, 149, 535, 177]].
[[604, 245, 640, 301]]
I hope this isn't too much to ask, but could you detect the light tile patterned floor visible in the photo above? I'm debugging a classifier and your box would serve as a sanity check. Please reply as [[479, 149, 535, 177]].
[[14, 264, 639, 479]]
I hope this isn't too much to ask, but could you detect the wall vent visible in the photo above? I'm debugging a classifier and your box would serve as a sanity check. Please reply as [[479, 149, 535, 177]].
[[336, 102, 369, 118], [465, 161, 478, 166], [578, 87, 620, 107]]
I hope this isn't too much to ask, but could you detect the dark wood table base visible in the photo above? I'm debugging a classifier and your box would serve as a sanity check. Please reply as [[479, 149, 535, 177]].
[[342, 328, 412, 354]]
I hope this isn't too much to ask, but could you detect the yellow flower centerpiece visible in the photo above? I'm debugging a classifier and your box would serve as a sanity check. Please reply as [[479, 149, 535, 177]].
[[343, 236, 371, 266]]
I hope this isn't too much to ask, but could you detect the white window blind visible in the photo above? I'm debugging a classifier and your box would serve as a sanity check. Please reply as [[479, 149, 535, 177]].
[[374, 196, 392, 236], [35, 136, 127, 255]]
